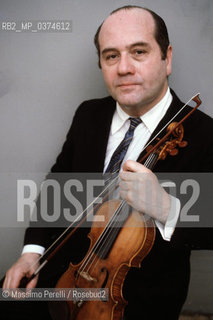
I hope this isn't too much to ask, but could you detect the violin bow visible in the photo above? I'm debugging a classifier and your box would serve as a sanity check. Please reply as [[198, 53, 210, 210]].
[[19, 92, 202, 287]]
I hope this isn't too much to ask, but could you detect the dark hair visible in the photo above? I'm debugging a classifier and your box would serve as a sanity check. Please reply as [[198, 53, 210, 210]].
[[94, 5, 170, 68]]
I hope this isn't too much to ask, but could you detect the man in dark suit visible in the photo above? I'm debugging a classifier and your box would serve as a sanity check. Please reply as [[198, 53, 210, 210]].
[[2, 5, 213, 320]]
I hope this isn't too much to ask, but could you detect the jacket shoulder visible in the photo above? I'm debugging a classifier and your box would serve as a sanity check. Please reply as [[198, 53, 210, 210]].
[[171, 89, 212, 128], [76, 96, 115, 115]]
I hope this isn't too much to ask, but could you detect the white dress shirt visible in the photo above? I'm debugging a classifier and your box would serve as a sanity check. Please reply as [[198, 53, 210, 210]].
[[22, 88, 180, 256]]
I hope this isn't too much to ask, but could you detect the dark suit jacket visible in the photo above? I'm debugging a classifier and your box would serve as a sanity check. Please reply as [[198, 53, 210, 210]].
[[24, 90, 213, 319]]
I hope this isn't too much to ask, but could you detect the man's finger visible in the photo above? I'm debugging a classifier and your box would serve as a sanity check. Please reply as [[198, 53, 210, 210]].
[[119, 180, 129, 190], [26, 275, 38, 289], [122, 160, 150, 173]]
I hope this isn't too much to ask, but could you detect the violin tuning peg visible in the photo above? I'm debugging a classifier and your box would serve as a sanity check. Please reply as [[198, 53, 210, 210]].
[[179, 141, 188, 148], [169, 149, 178, 156]]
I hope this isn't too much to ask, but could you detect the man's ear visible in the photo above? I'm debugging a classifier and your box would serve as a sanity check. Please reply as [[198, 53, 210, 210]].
[[166, 45, 172, 76]]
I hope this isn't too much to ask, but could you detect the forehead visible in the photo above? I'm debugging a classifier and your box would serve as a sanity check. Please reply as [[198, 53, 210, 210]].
[[99, 9, 156, 49]]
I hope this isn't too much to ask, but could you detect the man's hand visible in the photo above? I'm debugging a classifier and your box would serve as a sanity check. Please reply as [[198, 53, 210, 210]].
[[3, 253, 40, 289], [119, 160, 171, 224]]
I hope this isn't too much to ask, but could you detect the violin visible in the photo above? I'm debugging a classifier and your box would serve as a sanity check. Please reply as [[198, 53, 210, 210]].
[[21, 93, 202, 320]]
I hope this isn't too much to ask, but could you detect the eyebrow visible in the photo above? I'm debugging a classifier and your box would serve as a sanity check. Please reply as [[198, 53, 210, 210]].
[[101, 41, 150, 56]]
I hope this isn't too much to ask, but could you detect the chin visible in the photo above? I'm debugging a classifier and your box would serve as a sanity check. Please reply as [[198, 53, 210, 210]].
[[117, 96, 142, 108], [115, 89, 142, 105]]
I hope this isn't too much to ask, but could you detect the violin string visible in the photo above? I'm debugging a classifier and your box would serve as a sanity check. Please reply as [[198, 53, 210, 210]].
[[77, 194, 125, 272], [85, 201, 130, 274], [77, 199, 127, 276], [77, 152, 156, 276], [144, 153, 158, 169], [82, 165, 152, 273], [144, 153, 154, 167], [94, 154, 157, 262], [75, 177, 127, 276]]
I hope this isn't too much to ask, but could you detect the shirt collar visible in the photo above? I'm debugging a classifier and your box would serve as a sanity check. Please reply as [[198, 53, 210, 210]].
[[112, 87, 172, 135]]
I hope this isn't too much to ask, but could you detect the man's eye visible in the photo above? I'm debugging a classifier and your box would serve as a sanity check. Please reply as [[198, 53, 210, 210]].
[[135, 50, 145, 55], [106, 54, 118, 60]]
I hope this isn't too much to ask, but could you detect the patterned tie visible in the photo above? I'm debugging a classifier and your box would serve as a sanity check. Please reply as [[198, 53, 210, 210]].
[[105, 117, 142, 175]]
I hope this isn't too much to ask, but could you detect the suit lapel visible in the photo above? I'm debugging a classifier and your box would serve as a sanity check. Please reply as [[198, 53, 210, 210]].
[[85, 97, 116, 172]]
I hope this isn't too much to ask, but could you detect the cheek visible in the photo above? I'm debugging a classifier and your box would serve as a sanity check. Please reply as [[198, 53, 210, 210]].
[[138, 59, 166, 83], [101, 67, 116, 88]]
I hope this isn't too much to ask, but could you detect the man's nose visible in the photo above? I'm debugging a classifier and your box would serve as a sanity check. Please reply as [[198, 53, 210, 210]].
[[117, 54, 135, 75]]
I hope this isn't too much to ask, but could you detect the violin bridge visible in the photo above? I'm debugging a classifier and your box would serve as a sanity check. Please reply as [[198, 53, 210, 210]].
[[78, 271, 97, 283]]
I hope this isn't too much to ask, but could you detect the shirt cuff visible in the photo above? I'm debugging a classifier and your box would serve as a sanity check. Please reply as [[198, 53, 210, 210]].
[[155, 195, 181, 241], [22, 244, 45, 255]]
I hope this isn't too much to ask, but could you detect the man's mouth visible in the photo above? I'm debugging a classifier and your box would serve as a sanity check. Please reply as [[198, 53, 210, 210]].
[[117, 83, 139, 87]]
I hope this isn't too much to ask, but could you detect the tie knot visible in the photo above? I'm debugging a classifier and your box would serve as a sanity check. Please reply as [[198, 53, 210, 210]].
[[129, 117, 142, 129]]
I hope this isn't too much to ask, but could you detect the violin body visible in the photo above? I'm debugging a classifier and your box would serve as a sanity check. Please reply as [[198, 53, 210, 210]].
[[52, 199, 155, 320]]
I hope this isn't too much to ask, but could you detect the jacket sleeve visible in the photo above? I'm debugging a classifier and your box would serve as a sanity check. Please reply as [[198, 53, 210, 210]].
[[24, 102, 87, 248]]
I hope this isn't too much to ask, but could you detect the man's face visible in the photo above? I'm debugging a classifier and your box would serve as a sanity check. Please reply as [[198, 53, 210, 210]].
[[99, 9, 172, 116]]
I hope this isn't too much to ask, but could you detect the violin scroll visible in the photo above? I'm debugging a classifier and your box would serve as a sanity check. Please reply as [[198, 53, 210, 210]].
[[145, 122, 188, 162], [158, 122, 188, 160], [141, 93, 202, 166]]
